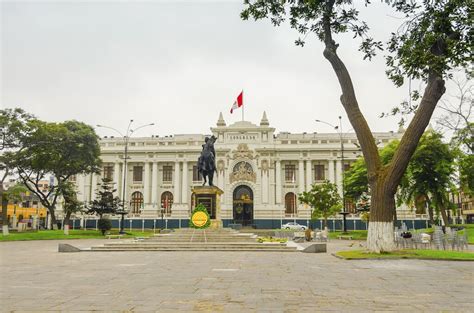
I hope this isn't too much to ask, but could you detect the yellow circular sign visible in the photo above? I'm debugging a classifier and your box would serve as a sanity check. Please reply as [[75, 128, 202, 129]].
[[191, 211, 209, 228]]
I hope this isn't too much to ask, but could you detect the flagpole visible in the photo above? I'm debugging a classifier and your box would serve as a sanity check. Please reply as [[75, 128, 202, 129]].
[[242, 90, 244, 122]]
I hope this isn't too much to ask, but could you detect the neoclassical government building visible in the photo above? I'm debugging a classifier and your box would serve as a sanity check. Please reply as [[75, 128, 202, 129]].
[[74, 113, 407, 228]]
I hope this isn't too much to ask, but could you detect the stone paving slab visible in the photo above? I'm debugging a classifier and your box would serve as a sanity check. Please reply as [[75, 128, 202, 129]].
[[0, 239, 473, 312]]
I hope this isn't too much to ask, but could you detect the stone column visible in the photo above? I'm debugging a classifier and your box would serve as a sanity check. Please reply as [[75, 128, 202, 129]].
[[151, 162, 158, 207], [262, 167, 269, 204], [275, 160, 282, 204], [217, 165, 225, 191], [174, 161, 180, 204], [113, 162, 121, 197], [328, 160, 335, 183], [181, 160, 188, 204], [144, 162, 151, 205], [336, 159, 343, 196], [305, 160, 312, 191], [298, 159, 305, 194]]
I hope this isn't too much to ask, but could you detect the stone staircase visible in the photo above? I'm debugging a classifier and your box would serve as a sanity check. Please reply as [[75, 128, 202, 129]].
[[90, 228, 297, 252]]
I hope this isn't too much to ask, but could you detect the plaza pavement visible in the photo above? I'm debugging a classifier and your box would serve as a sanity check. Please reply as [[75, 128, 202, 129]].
[[0, 239, 473, 312]]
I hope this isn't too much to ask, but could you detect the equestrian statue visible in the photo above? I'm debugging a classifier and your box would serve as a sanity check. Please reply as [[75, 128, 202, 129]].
[[197, 135, 217, 186]]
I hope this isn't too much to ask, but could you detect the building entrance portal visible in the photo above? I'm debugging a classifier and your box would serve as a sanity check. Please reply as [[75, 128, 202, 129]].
[[233, 185, 254, 227]]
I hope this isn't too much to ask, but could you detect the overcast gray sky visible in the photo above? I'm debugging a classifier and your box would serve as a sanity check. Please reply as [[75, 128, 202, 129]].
[[1, 1, 453, 137]]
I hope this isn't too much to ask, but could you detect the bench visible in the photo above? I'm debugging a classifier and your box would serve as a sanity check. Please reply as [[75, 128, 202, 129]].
[[106, 234, 123, 239], [337, 235, 353, 240]]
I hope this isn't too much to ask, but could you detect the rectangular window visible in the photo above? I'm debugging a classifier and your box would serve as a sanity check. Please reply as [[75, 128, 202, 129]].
[[133, 166, 143, 182], [314, 164, 325, 181], [163, 166, 173, 183], [285, 164, 296, 182], [69, 175, 77, 182], [103, 165, 114, 180], [192, 166, 202, 182]]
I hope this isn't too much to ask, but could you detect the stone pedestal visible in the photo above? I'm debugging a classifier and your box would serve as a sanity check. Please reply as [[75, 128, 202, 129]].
[[192, 186, 224, 228]]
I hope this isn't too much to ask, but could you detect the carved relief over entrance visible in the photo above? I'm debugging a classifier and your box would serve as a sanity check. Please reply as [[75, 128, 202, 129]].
[[230, 161, 256, 183], [231, 143, 255, 160]]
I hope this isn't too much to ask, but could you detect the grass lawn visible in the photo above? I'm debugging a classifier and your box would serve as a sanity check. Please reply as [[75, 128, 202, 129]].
[[328, 230, 367, 240], [0, 229, 155, 241], [336, 249, 474, 261]]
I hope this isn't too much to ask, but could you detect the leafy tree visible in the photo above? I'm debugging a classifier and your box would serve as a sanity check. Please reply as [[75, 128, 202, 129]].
[[344, 140, 400, 201], [299, 181, 342, 229], [60, 181, 84, 230], [0, 108, 37, 234], [242, 1, 471, 252], [87, 178, 121, 236], [398, 131, 456, 225], [458, 152, 473, 196], [356, 192, 371, 224], [1, 184, 28, 235], [87, 178, 121, 219], [4, 119, 101, 229], [97, 218, 112, 236]]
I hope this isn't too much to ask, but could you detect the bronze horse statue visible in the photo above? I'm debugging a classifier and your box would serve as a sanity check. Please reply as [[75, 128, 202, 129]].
[[197, 135, 217, 186]]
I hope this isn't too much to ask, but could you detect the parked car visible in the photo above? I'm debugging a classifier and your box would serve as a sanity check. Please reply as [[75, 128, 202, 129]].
[[281, 222, 307, 231]]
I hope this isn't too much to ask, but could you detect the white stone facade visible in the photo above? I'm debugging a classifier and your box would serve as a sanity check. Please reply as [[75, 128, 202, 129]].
[[75, 113, 406, 224]]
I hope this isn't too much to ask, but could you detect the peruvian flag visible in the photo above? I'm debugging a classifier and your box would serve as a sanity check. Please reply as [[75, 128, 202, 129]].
[[230, 91, 243, 114]]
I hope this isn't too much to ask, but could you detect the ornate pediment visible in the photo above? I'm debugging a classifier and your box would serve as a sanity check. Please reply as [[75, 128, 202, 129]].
[[230, 161, 256, 183], [232, 143, 255, 160]]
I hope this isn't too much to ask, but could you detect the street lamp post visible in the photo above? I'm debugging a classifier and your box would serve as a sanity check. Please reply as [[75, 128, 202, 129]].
[[97, 120, 154, 234], [315, 116, 349, 233]]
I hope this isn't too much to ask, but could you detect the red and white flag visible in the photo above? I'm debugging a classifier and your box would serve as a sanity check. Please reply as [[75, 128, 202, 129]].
[[230, 91, 243, 114]]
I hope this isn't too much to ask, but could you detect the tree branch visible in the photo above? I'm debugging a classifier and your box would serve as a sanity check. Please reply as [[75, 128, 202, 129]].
[[386, 73, 446, 192], [321, 1, 381, 181]]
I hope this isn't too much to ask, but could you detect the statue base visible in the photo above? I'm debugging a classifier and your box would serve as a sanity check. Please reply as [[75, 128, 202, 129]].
[[192, 186, 224, 228]]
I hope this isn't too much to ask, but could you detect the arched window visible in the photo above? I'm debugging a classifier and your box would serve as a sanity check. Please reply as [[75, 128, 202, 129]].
[[131, 192, 144, 214], [285, 192, 297, 215], [161, 192, 173, 216]]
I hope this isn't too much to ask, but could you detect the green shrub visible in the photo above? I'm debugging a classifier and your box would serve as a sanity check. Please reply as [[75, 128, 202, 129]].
[[98, 218, 112, 235]]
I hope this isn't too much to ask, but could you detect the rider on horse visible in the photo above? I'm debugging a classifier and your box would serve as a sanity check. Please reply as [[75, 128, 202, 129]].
[[197, 135, 217, 186]]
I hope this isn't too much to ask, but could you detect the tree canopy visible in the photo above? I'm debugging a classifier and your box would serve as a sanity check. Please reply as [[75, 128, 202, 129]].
[[3, 115, 102, 226], [399, 130, 456, 224], [87, 178, 121, 219], [299, 180, 342, 228]]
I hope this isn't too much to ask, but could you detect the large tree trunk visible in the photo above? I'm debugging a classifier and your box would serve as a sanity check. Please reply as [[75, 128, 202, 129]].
[[428, 206, 435, 225], [367, 176, 396, 252], [321, 2, 446, 252], [439, 204, 449, 226], [48, 207, 58, 230], [63, 211, 72, 230], [1, 195, 9, 236]]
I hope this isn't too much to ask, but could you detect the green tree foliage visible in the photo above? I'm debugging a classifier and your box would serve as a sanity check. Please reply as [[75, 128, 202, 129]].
[[0, 108, 36, 151], [3, 116, 102, 228], [87, 178, 121, 219], [97, 218, 112, 236], [60, 181, 84, 229], [242, 1, 471, 82], [458, 153, 473, 196], [399, 131, 456, 225], [298, 181, 342, 229], [344, 140, 400, 200], [0, 108, 37, 232]]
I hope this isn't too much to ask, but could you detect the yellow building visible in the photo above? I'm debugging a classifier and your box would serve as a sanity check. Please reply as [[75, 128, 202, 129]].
[[6, 204, 48, 220]]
